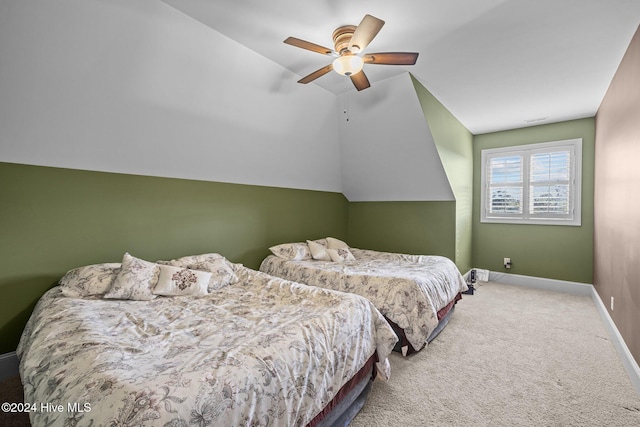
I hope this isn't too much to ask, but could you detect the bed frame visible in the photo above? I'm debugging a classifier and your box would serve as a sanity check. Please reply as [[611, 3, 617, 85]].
[[311, 354, 377, 427], [387, 294, 461, 355]]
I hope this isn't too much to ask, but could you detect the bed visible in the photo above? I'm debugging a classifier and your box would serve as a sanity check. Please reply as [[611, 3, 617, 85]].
[[260, 239, 468, 356], [17, 252, 397, 427]]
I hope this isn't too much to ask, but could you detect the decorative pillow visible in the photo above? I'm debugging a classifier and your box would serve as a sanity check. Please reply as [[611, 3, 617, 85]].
[[312, 238, 328, 247], [327, 247, 356, 263], [60, 263, 121, 297], [153, 265, 211, 296], [269, 242, 312, 261], [166, 255, 238, 291], [104, 253, 160, 301], [326, 237, 349, 249], [307, 240, 331, 261]]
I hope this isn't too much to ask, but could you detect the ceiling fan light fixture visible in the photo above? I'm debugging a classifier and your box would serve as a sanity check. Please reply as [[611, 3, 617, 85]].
[[332, 55, 364, 76]]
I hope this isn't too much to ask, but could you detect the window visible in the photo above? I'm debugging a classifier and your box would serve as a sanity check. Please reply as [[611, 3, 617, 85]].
[[480, 139, 582, 226]]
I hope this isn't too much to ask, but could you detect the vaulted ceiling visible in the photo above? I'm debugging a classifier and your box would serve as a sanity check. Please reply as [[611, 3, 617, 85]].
[[162, 0, 640, 134]]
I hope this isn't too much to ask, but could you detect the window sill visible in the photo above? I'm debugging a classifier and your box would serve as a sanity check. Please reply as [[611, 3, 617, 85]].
[[481, 217, 581, 226]]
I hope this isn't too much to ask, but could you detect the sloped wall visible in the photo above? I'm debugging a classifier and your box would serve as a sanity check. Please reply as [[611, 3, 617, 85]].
[[341, 73, 472, 270], [0, 0, 341, 192], [412, 77, 474, 272], [338, 73, 454, 202]]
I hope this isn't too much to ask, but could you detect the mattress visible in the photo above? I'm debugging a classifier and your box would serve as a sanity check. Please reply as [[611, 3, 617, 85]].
[[17, 263, 397, 426], [260, 248, 468, 352]]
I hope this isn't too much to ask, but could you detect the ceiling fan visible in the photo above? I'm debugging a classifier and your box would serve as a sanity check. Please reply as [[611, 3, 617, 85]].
[[284, 14, 419, 91]]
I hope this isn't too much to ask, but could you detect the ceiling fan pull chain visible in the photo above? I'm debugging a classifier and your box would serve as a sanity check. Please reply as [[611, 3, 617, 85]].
[[343, 82, 351, 122]]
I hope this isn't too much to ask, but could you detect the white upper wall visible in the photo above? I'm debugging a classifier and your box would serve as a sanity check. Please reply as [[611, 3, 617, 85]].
[[339, 73, 454, 201], [0, 0, 342, 192]]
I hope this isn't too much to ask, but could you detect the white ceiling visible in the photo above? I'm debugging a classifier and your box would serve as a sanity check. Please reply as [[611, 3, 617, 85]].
[[161, 0, 640, 134]]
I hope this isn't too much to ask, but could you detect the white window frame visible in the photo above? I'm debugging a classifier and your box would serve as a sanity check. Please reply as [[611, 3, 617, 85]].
[[480, 138, 582, 226]]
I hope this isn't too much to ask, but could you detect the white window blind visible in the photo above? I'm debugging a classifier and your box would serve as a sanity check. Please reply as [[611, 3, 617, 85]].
[[481, 139, 582, 226], [488, 154, 523, 216]]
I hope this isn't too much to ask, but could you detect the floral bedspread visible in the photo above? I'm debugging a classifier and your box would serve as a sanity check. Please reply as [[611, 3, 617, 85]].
[[17, 265, 397, 427], [260, 249, 468, 351]]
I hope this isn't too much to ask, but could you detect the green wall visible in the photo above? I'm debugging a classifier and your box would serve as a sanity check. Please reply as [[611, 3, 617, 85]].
[[412, 77, 474, 273], [0, 162, 348, 354], [347, 201, 456, 259], [472, 118, 595, 283]]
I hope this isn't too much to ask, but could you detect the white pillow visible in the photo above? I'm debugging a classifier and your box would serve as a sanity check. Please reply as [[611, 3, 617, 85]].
[[307, 240, 331, 261], [326, 237, 349, 249], [104, 253, 160, 301], [164, 254, 238, 291], [328, 247, 356, 262], [60, 263, 121, 297], [153, 264, 211, 296], [269, 242, 311, 260], [313, 238, 328, 247]]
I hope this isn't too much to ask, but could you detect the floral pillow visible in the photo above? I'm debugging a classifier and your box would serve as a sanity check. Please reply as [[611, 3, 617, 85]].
[[153, 264, 211, 296], [327, 247, 356, 262], [269, 242, 312, 261], [60, 263, 121, 298], [307, 240, 331, 261], [164, 254, 238, 291], [104, 253, 160, 301], [158, 253, 225, 265]]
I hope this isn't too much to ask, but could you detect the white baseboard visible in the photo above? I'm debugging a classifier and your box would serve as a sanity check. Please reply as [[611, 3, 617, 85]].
[[488, 271, 593, 296], [486, 271, 640, 395], [0, 351, 19, 381], [590, 288, 640, 394]]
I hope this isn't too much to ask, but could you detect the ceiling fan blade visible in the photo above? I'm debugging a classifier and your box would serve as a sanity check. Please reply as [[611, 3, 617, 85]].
[[284, 37, 334, 55], [364, 52, 419, 65], [298, 64, 334, 84], [349, 14, 385, 53], [350, 70, 370, 91]]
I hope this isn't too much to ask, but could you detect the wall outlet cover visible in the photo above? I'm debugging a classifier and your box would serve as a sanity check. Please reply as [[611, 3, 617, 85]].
[[475, 268, 490, 282]]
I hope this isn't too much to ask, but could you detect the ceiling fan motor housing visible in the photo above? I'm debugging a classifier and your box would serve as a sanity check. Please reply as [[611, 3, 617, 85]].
[[332, 25, 358, 53]]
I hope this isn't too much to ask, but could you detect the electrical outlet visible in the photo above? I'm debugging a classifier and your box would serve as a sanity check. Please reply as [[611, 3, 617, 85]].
[[503, 257, 511, 269], [611, 296, 614, 311]]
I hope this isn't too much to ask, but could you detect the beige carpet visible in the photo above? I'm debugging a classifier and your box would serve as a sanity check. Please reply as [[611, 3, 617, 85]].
[[352, 282, 640, 427]]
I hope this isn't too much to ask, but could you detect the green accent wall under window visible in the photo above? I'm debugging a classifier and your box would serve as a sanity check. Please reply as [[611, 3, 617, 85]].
[[472, 118, 595, 283], [413, 76, 474, 273], [347, 201, 456, 259], [0, 162, 348, 354]]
